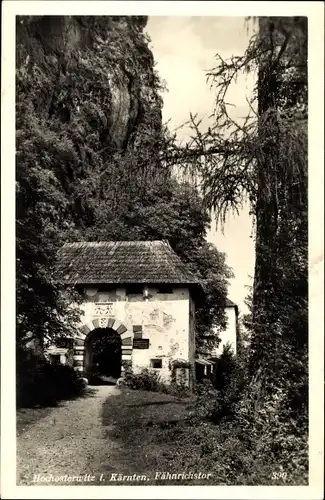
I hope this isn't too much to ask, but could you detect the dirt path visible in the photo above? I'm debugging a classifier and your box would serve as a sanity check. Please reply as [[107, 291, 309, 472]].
[[17, 385, 120, 486]]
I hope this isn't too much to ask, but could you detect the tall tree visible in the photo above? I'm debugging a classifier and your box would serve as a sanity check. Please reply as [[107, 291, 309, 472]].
[[165, 17, 308, 414]]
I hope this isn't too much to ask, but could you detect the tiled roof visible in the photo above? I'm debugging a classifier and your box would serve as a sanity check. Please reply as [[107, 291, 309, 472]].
[[225, 298, 237, 307], [55, 240, 199, 285]]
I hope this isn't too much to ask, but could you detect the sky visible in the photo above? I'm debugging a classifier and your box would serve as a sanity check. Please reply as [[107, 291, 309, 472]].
[[146, 16, 256, 313]]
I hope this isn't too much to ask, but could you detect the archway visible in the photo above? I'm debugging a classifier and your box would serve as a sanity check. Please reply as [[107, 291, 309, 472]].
[[72, 318, 132, 380], [84, 328, 122, 383]]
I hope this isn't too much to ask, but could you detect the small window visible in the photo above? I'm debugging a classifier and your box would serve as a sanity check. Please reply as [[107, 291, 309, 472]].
[[98, 284, 116, 293], [157, 285, 173, 294], [50, 354, 61, 365], [55, 338, 73, 349], [151, 358, 162, 369], [133, 325, 143, 339], [126, 285, 144, 295]]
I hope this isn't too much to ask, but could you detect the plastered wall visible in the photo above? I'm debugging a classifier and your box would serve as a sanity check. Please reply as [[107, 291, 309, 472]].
[[76, 286, 194, 382]]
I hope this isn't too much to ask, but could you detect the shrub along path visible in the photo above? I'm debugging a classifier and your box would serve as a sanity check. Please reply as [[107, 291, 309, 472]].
[[17, 385, 121, 486]]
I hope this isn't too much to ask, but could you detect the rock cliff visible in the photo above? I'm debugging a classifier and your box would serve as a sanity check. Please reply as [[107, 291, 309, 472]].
[[16, 15, 163, 152]]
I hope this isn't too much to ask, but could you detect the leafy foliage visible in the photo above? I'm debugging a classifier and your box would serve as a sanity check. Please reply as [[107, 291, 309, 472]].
[[166, 17, 308, 416], [122, 367, 166, 392], [16, 16, 232, 358], [160, 16, 308, 479], [121, 367, 192, 398], [16, 346, 85, 408], [210, 345, 247, 421], [16, 16, 167, 345]]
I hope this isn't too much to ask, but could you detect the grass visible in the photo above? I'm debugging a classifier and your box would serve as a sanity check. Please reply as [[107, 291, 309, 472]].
[[101, 387, 308, 486], [101, 388, 207, 485]]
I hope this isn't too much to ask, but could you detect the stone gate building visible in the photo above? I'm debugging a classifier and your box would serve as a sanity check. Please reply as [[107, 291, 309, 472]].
[[54, 240, 199, 386]]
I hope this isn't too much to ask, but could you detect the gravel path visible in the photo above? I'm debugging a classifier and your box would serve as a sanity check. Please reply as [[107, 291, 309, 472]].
[[17, 385, 120, 486]]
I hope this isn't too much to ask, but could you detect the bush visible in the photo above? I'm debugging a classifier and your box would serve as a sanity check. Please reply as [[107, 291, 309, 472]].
[[121, 367, 192, 398], [16, 346, 85, 408], [204, 344, 248, 422], [121, 368, 165, 392], [184, 350, 307, 484], [213, 344, 238, 390], [188, 380, 308, 484]]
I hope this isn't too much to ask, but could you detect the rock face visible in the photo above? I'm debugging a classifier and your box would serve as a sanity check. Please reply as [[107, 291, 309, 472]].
[[16, 15, 163, 153]]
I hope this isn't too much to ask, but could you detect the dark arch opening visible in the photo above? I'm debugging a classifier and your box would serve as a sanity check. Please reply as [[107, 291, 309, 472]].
[[84, 327, 122, 384]]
